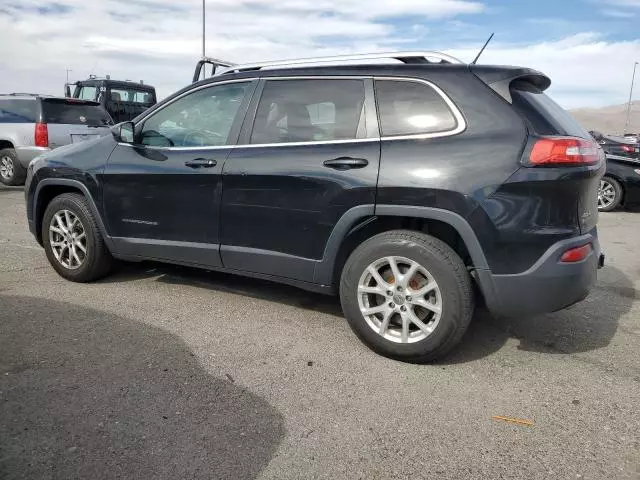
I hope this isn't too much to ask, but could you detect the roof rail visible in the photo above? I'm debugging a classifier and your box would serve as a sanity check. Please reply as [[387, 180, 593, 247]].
[[216, 51, 464, 75], [2, 92, 42, 97]]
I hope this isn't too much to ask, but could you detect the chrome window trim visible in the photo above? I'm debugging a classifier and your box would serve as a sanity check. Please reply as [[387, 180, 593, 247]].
[[118, 75, 465, 151]]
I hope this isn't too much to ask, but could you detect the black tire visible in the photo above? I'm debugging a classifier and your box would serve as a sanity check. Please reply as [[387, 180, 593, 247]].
[[0, 148, 26, 186], [339, 230, 474, 363], [42, 193, 113, 282], [598, 176, 623, 212]]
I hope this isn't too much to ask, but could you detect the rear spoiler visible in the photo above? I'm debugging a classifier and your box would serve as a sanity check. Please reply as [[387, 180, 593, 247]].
[[470, 65, 551, 103], [42, 97, 101, 106]]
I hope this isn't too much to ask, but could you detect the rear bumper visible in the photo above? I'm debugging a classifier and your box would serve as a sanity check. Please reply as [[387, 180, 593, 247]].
[[15, 146, 50, 167], [477, 232, 601, 317]]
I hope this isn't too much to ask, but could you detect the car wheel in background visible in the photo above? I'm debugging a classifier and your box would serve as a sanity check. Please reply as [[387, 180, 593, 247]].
[[0, 148, 26, 186], [42, 193, 113, 282], [339, 230, 474, 363], [598, 176, 623, 212]]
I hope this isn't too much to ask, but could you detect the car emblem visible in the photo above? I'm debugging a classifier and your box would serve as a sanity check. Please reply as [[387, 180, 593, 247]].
[[79, 116, 87, 123]]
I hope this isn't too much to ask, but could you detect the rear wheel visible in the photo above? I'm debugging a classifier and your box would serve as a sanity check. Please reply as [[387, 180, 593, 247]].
[[598, 176, 622, 212], [42, 193, 113, 282], [339, 230, 474, 362], [0, 148, 26, 186]]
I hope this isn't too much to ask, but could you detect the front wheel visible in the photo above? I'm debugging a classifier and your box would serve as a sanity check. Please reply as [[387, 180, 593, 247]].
[[598, 177, 623, 212], [42, 193, 113, 282], [339, 230, 474, 363]]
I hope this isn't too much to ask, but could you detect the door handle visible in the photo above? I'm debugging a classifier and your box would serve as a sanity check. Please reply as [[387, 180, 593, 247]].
[[323, 157, 369, 170], [185, 158, 217, 168]]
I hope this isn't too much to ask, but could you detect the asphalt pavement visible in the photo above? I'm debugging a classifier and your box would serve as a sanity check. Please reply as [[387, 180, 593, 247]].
[[1, 184, 639, 479]]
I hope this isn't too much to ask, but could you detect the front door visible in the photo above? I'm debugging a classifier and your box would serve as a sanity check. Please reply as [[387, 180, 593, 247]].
[[220, 77, 380, 282], [102, 80, 257, 267]]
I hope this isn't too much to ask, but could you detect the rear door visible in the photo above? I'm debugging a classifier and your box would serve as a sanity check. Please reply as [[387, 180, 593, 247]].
[[40, 98, 112, 148], [220, 77, 380, 282]]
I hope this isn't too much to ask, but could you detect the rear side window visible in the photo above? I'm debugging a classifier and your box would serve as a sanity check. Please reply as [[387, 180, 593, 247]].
[[250, 79, 366, 144], [0, 99, 37, 123], [375, 80, 458, 137], [109, 88, 155, 104], [511, 82, 589, 138], [41, 99, 113, 126]]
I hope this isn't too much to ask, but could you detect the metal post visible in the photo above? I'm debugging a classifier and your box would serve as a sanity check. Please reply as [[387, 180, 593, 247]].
[[202, 0, 205, 58], [66, 69, 72, 84], [624, 61, 638, 135]]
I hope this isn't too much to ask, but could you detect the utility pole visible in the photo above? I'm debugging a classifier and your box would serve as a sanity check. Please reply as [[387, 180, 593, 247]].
[[66, 69, 72, 84], [202, 0, 206, 58], [624, 61, 638, 135]]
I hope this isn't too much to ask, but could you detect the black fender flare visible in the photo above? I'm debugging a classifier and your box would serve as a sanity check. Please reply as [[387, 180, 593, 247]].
[[33, 178, 115, 251], [313, 204, 493, 295]]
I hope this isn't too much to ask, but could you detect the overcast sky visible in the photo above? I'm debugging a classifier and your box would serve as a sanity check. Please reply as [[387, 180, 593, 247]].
[[1, 0, 639, 109]]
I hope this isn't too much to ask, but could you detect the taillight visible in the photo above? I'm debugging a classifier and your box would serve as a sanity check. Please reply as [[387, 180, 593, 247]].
[[35, 123, 49, 148], [621, 145, 634, 153], [560, 244, 592, 263], [528, 137, 602, 166]]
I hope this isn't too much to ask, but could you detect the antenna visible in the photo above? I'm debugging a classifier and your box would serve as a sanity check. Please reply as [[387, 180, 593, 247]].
[[471, 33, 494, 65], [202, 0, 206, 58]]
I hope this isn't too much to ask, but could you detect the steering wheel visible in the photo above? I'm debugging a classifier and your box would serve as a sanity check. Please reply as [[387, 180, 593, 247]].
[[183, 130, 223, 147], [183, 131, 208, 147]]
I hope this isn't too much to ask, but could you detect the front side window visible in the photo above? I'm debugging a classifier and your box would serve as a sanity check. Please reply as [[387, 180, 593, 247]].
[[375, 80, 458, 137], [250, 79, 365, 144], [140, 82, 251, 148]]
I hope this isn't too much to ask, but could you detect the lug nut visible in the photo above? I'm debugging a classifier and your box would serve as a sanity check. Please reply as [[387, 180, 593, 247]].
[[400, 306, 407, 312], [406, 296, 412, 301], [387, 290, 393, 296], [397, 286, 403, 291], [389, 302, 395, 308]]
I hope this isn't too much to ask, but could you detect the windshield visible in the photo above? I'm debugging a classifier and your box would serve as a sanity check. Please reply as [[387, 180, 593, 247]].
[[41, 99, 113, 126]]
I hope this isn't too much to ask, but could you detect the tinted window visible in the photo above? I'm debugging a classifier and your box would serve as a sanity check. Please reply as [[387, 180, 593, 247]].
[[0, 99, 37, 123], [76, 86, 97, 101], [41, 99, 113, 126], [375, 80, 457, 136], [140, 82, 250, 148], [250, 79, 365, 144], [110, 88, 155, 104], [511, 82, 589, 138]]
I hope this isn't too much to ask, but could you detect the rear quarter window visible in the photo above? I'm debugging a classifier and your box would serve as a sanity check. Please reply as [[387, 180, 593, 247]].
[[375, 80, 460, 137], [511, 82, 590, 138], [41, 100, 113, 126], [0, 99, 37, 123]]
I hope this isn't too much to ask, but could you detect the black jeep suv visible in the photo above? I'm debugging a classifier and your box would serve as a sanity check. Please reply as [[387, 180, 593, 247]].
[[25, 52, 605, 362]]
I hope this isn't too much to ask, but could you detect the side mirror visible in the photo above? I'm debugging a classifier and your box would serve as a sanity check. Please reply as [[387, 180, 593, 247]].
[[64, 85, 71, 98], [112, 121, 135, 144]]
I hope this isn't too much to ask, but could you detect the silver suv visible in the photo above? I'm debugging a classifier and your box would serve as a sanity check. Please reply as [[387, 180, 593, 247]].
[[0, 94, 113, 186]]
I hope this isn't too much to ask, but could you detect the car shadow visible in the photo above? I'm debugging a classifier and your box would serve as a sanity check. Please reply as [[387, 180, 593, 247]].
[[98, 261, 631, 364], [100, 262, 344, 317], [0, 294, 285, 480], [440, 264, 633, 364]]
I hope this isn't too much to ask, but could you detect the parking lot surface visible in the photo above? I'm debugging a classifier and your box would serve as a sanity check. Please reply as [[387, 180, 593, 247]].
[[1, 184, 639, 480]]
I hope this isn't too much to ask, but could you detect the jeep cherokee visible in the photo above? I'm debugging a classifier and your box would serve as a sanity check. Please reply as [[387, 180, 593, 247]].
[[24, 52, 605, 362]]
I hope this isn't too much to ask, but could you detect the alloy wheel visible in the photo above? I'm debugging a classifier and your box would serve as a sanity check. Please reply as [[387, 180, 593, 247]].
[[598, 179, 616, 210], [0, 156, 14, 180], [357, 256, 442, 344], [49, 209, 87, 270]]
